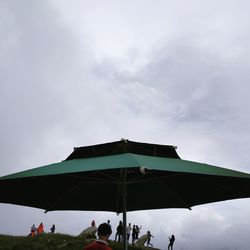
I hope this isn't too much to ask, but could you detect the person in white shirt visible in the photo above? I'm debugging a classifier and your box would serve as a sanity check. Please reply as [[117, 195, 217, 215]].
[[126, 223, 132, 243]]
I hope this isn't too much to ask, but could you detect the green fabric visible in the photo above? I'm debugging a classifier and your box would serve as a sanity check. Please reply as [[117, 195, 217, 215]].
[[1, 152, 250, 213], [1, 153, 249, 180]]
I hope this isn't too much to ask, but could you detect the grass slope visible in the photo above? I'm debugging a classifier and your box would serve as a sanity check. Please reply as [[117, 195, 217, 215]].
[[0, 233, 160, 250]]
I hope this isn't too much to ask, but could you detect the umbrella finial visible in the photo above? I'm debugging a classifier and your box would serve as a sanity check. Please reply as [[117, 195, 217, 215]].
[[120, 138, 128, 143]]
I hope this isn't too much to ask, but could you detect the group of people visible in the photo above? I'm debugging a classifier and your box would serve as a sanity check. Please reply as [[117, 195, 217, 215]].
[[83, 221, 175, 250], [114, 220, 142, 245], [29, 223, 55, 237], [28, 219, 174, 249], [146, 233, 175, 249]]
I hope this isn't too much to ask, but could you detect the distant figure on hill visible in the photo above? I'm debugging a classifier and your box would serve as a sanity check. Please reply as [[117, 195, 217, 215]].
[[107, 220, 112, 232], [132, 225, 136, 245], [126, 223, 132, 243], [37, 223, 44, 234], [147, 231, 154, 247], [168, 234, 175, 250], [115, 221, 123, 242], [91, 220, 96, 227], [30, 224, 36, 237], [50, 224, 55, 233], [79, 220, 97, 238], [83, 223, 112, 250], [135, 225, 142, 239]]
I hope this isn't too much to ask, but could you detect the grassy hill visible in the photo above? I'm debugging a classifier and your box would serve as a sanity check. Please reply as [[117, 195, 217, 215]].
[[0, 233, 160, 250]]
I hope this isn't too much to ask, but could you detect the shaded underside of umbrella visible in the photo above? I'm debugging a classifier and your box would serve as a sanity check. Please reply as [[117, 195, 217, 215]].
[[0, 139, 250, 213]]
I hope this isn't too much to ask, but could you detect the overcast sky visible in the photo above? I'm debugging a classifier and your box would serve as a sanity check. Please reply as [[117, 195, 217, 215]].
[[1, 1, 250, 249]]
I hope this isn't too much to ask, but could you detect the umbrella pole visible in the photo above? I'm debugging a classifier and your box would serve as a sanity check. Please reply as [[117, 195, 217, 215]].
[[122, 168, 128, 250]]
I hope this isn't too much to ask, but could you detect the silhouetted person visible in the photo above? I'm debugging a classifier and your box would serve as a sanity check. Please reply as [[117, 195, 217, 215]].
[[91, 220, 96, 227], [147, 231, 154, 247], [50, 224, 55, 233], [115, 221, 123, 242], [135, 225, 141, 239], [132, 225, 136, 245], [83, 223, 112, 250], [168, 235, 175, 250]]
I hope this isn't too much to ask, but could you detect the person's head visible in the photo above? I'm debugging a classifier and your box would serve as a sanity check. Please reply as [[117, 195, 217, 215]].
[[97, 223, 112, 240]]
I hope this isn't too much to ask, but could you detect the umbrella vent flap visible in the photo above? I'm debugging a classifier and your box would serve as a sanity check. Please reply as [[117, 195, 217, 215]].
[[65, 139, 180, 161]]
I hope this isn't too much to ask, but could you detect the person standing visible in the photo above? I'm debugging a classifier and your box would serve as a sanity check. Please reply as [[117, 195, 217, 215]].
[[126, 223, 132, 243], [135, 225, 141, 239], [107, 220, 111, 229], [90, 220, 97, 236], [115, 221, 123, 242], [30, 224, 36, 237], [147, 231, 154, 247], [132, 225, 136, 245], [37, 223, 44, 234], [50, 224, 55, 233], [168, 235, 175, 250], [83, 223, 112, 250], [91, 220, 96, 227]]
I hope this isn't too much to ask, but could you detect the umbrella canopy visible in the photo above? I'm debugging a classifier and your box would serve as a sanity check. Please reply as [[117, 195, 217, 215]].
[[1, 139, 250, 249], [1, 139, 250, 212]]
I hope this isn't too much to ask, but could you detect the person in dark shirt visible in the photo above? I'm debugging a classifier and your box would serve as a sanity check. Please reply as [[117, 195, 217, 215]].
[[147, 231, 154, 247], [132, 225, 136, 245], [50, 224, 55, 233], [115, 221, 123, 242], [168, 235, 175, 250], [84, 223, 112, 250]]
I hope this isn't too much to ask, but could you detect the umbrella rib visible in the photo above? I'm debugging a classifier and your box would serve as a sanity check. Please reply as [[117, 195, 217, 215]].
[[46, 170, 123, 212], [64, 173, 119, 183], [165, 185, 192, 210], [45, 182, 82, 213], [200, 175, 250, 198], [147, 171, 192, 210], [128, 170, 192, 209], [93, 170, 120, 182], [128, 174, 149, 183], [128, 172, 188, 184]]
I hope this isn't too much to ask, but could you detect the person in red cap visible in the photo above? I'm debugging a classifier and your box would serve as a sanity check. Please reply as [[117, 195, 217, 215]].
[[84, 223, 112, 250]]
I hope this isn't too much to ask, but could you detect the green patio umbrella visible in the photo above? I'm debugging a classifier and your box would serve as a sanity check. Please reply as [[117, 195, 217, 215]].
[[1, 139, 250, 250]]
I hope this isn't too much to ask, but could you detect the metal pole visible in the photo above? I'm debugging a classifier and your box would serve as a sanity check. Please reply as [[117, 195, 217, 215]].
[[122, 168, 128, 250]]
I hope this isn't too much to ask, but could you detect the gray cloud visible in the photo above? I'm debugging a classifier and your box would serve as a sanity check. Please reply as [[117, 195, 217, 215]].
[[0, 0, 95, 173], [1, 1, 250, 249]]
